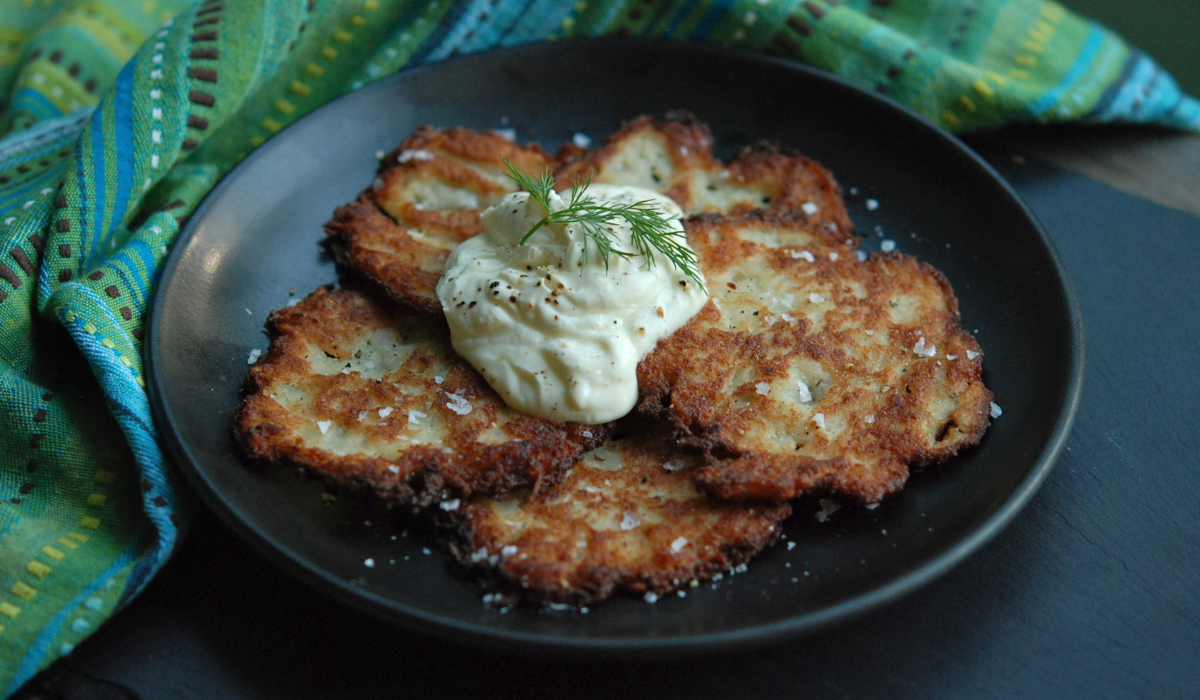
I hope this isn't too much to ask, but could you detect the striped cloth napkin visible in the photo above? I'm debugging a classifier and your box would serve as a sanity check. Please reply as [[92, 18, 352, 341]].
[[0, 0, 1195, 693]]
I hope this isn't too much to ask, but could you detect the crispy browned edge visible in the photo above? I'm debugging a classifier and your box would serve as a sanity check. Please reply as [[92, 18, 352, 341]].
[[636, 241, 993, 503], [324, 126, 556, 314], [233, 285, 610, 509], [434, 418, 792, 605]]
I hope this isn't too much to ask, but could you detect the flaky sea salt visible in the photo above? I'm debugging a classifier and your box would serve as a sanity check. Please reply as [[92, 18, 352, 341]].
[[812, 412, 825, 430], [408, 409, 426, 425], [364, 558, 375, 567], [755, 382, 771, 395], [796, 379, 812, 403], [663, 459, 687, 472], [317, 421, 331, 434], [644, 591, 659, 603], [967, 350, 979, 360], [809, 293, 825, 304], [620, 512, 641, 530], [856, 250, 867, 261], [866, 198, 879, 211], [379, 407, 393, 418], [791, 250, 815, 262], [572, 132, 592, 148], [494, 128, 516, 141], [446, 393, 472, 415], [440, 499, 460, 511], [801, 202, 819, 216], [815, 498, 841, 522], [387, 465, 400, 474], [501, 545, 518, 557], [881, 239, 896, 252], [397, 149, 434, 163], [787, 541, 796, 551], [990, 402, 1003, 418], [913, 337, 937, 358], [866, 415, 875, 424], [829, 252, 839, 261], [670, 537, 688, 553], [246, 349, 261, 364]]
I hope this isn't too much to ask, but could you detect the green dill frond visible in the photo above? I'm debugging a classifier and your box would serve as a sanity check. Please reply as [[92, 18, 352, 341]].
[[502, 160, 706, 290]]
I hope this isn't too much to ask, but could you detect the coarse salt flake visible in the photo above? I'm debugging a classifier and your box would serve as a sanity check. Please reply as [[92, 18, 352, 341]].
[[813, 413, 825, 430], [809, 293, 825, 304], [572, 132, 592, 148], [881, 239, 896, 252], [663, 459, 687, 472], [387, 465, 400, 474], [791, 250, 815, 262], [856, 250, 867, 261], [801, 202, 819, 216], [397, 149, 434, 163], [494, 128, 516, 141], [446, 393, 472, 415], [990, 402, 1003, 418], [913, 337, 937, 358], [967, 350, 979, 360], [440, 499, 461, 511], [501, 545, 518, 557], [796, 379, 812, 403], [620, 512, 641, 530], [947, 354, 957, 360], [364, 558, 375, 567], [582, 430, 592, 438], [866, 198, 879, 211], [247, 349, 262, 364], [408, 409, 427, 424], [755, 382, 771, 395], [434, 375, 444, 384], [644, 591, 659, 603], [379, 407, 393, 418], [670, 537, 688, 552], [782, 313, 796, 323], [471, 548, 489, 562], [317, 420, 331, 434], [816, 498, 841, 522], [829, 252, 839, 261], [787, 541, 796, 551], [866, 414, 875, 424]]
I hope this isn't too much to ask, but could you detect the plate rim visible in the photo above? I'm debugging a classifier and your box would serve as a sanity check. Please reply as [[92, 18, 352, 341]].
[[146, 37, 1084, 658]]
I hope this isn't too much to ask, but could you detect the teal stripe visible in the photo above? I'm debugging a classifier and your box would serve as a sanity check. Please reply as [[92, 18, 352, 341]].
[[5, 523, 151, 695], [109, 60, 136, 237], [1030, 25, 1105, 117]]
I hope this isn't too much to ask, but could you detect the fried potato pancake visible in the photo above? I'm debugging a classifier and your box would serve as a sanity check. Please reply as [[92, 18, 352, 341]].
[[328, 114, 853, 314], [556, 112, 853, 234], [325, 127, 555, 313], [637, 213, 993, 504], [235, 286, 607, 508], [440, 418, 790, 605]]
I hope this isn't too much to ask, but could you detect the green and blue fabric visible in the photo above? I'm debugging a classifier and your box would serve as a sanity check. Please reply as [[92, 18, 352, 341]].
[[1, 0, 1196, 694]]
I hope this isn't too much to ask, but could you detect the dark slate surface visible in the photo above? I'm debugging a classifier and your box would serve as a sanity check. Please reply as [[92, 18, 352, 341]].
[[13, 149, 1200, 700]]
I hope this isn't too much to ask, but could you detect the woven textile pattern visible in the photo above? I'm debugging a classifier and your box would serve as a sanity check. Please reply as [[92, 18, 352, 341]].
[[0, 0, 1195, 693]]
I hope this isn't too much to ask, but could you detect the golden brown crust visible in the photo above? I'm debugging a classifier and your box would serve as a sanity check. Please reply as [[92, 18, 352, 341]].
[[638, 216, 993, 504], [333, 115, 856, 314], [325, 127, 556, 313], [555, 112, 855, 238], [438, 418, 790, 605], [234, 286, 610, 508]]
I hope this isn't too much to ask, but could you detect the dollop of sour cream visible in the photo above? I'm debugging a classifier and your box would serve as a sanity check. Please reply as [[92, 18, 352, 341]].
[[436, 185, 708, 424]]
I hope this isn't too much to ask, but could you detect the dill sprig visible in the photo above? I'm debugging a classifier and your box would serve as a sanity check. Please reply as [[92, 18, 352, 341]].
[[503, 160, 706, 291]]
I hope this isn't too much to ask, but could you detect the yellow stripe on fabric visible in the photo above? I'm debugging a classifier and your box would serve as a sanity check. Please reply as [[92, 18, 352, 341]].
[[11, 582, 37, 601]]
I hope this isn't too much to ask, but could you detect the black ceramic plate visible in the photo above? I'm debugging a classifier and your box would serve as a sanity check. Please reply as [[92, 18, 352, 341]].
[[147, 39, 1082, 657]]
